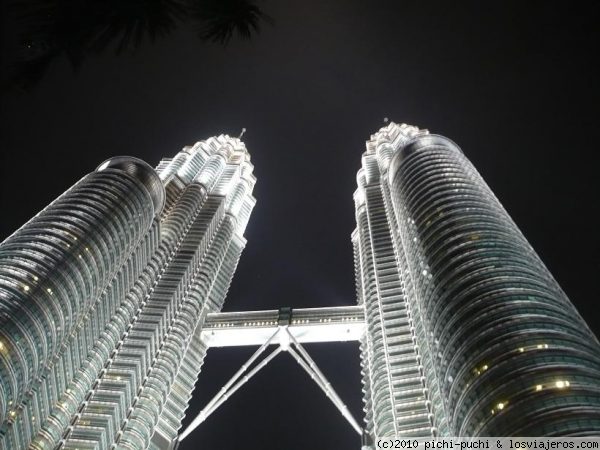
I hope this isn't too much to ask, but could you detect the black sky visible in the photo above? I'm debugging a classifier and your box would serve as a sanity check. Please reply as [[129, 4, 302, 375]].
[[1, 1, 599, 449]]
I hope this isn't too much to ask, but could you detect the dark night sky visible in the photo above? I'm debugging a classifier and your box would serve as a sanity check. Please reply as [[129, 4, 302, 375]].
[[1, 1, 600, 449]]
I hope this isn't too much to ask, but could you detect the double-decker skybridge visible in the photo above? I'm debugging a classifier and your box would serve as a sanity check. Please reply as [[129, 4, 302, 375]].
[[179, 306, 369, 447]]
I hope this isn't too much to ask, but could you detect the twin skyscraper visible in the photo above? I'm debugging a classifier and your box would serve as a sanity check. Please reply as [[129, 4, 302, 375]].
[[1, 123, 599, 449]]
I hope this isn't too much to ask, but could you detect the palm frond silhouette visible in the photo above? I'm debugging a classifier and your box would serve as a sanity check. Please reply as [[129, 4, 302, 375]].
[[9, 0, 271, 90], [189, 0, 273, 44]]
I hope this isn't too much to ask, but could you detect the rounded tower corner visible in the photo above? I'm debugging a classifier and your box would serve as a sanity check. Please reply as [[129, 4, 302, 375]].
[[97, 156, 166, 217]]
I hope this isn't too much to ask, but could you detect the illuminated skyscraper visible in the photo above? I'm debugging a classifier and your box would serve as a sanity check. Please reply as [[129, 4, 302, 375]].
[[0, 135, 255, 450], [2, 123, 600, 450], [353, 122, 600, 440]]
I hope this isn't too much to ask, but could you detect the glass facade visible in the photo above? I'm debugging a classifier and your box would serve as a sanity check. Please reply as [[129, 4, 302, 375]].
[[354, 123, 600, 440], [2, 123, 599, 448], [0, 136, 255, 449]]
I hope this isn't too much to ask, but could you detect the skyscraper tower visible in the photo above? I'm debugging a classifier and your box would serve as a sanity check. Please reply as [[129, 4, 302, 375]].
[[353, 123, 600, 440], [2, 124, 599, 450], [0, 135, 255, 450]]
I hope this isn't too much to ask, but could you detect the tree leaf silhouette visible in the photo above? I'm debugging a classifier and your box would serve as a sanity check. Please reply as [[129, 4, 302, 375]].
[[188, 0, 273, 45], [8, 0, 271, 90]]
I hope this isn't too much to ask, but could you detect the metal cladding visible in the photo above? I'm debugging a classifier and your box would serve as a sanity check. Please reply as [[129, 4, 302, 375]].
[[2, 123, 599, 449], [354, 122, 600, 439], [0, 136, 255, 450]]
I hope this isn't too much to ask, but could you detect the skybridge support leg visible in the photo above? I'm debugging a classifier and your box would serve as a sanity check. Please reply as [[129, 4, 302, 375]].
[[179, 323, 364, 442], [285, 329, 363, 436], [179, 329, 281, 441]]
